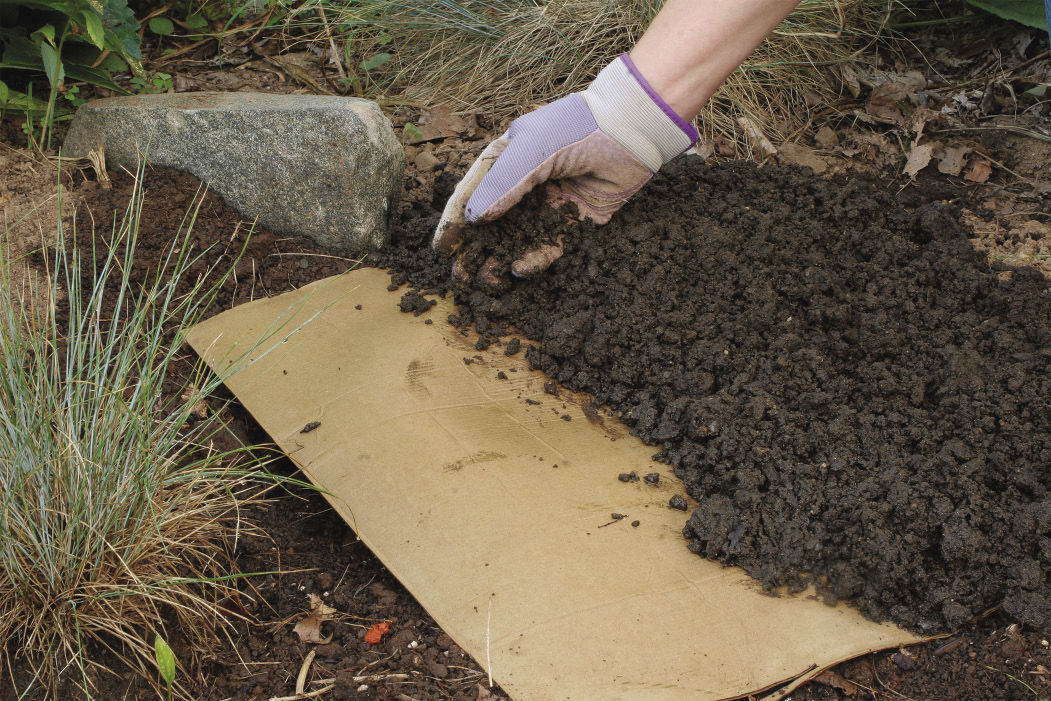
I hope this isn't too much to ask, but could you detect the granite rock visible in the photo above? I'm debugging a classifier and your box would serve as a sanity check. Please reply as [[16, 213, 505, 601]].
[[63, 92, 404, 253]]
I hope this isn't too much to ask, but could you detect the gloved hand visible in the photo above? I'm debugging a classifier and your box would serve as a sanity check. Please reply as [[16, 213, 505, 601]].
[[432, 54, 698, 278]]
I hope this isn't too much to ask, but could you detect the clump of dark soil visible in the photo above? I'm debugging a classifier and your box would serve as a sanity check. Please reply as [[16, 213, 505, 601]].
[[397, 158, 1050, 635]]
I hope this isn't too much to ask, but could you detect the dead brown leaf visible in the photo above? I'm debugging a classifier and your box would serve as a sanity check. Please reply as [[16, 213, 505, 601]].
[[292, 593, 340, 643], [965, 159, 993, 183], [903, 143, 934, 179], [408, 105, 477, 143], [839, 63, 861, 99], [293, 614, 326, 643], [865, 90, 905, 125], [778, 143, 828, 174], [864, 71, 929, 126], [813, 669, 858, 696], [813, 125, 839, 150], [910, 107, 940, 141], [937, 146, 971, 176]]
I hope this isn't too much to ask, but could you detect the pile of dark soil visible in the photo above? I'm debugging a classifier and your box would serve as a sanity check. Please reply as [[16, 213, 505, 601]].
[[14, 160, 1041, 699], [383, 159, 1050, 635]]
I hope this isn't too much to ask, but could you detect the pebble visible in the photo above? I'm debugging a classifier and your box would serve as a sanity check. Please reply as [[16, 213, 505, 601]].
[[317, 641, 343, 657], [892, 651, 916, 671], [618, 472, 640, 483], [669, 494, 688, 511], [414, 150, 442, 171]]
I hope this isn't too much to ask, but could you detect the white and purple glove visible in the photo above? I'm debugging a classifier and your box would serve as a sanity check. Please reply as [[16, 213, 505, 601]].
[[433, 54, 698, 277]]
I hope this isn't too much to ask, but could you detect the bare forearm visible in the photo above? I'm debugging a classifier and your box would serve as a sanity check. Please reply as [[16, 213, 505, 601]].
[[630, 0, 802, 120]]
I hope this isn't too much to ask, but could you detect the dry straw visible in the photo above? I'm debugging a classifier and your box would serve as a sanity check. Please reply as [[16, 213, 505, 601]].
[[327, 0, 890, 156]]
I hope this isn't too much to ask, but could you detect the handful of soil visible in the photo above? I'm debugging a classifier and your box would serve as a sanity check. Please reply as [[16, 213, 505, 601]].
[[381, 159, 1050, 635]]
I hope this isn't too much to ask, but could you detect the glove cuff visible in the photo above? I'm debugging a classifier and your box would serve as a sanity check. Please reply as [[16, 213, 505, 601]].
[[582, 54, 699, 172]]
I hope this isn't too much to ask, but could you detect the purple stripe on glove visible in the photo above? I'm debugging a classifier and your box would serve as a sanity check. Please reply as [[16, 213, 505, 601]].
[[465, 95, 599, 221]]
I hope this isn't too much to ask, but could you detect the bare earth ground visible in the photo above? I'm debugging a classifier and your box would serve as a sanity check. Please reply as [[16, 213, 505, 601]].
[[1, 12, 1050, 701]]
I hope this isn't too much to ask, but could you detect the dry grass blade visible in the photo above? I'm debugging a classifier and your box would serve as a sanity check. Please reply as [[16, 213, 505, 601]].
[[0, 169, 277, 698], [321, 0, 890, 155]]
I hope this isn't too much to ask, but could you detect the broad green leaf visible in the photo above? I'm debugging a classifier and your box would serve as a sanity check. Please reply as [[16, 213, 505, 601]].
[[154, 635, 176, 686], [30, 23, 56, 47], [99, 52, 127, 73], [81, 10, 106, 49], [361, 52, 392, 71], [148, 17, 175, 36], [183, 15, 208, 30], [965, 0, 1047, 28], [64, 62, 125, 92], [39, 42, 64, 87], [0, 83, 47, 113]]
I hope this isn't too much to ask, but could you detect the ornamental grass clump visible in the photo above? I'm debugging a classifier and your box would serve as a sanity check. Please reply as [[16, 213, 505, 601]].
[[322, 0, 890, 155], [0, 176, 264, 698]]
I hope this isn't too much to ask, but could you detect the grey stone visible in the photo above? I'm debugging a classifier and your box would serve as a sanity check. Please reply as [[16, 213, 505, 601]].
[[63, 92, 404, 253]]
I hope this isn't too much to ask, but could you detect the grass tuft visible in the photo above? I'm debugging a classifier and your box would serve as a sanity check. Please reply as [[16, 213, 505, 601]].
[[0, 171, 268, 698], [319, 0, 892, 156]]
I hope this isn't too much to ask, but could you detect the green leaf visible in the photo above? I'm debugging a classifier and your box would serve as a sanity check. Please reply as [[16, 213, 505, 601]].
[[31, 23, 57, 47], [360, 52, 392, 71], [102, 0, 143, 60], [39, 42, 64, 87], [183, 15, 208, 30], [0, 80, 8, 105], [964, 0, 1048, 28], [148, 17, 175, 36], [154, 635, 176, 686], [81, 10, 106, 50], [403, 123, 425, 142], [99, 52, 127, 73]]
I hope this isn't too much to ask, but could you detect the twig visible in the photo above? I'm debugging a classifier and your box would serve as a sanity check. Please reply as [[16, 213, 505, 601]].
[[934, 125, 1051, 145], [268, 252, 366, 263], [315, 4, 346, 80], [970, 149, 1040, 188], [268, 684, 335, 701], [352, 673, 409, 683], [737, 116, 778, 160], [486, 596, 493, 688], [873, 659, 919, 701], [295, 649, 315, 694]]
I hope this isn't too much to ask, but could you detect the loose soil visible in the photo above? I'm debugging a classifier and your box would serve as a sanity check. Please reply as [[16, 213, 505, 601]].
[[4, 155, 1048, 699], [413, 158, 1051, 636]]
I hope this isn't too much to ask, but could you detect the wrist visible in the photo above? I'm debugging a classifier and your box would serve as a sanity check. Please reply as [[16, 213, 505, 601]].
[[581, 54, 699, 172]]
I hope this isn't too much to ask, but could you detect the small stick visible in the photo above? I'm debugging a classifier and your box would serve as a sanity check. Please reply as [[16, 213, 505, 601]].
[[295, 649, 315, 695], [486, 596, 494, 688], [737, 116, 778, 160], [316, 4, 346, 80], [268, 684, 335, 701], [352, 673, 410, 683]]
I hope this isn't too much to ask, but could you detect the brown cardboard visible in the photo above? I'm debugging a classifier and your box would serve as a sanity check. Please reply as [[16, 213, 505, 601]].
[[187, 268, 923, 700]]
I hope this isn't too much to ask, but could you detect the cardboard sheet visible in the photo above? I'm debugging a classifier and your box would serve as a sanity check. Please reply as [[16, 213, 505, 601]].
[[187, 268, 922, 700]]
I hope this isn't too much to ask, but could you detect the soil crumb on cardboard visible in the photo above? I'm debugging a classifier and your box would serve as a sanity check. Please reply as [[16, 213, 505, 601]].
[[383, 158, 1050, 635]]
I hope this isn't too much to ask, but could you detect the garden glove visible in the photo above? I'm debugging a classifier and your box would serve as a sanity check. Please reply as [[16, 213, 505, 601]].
[[433, 53, 698, 278]]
